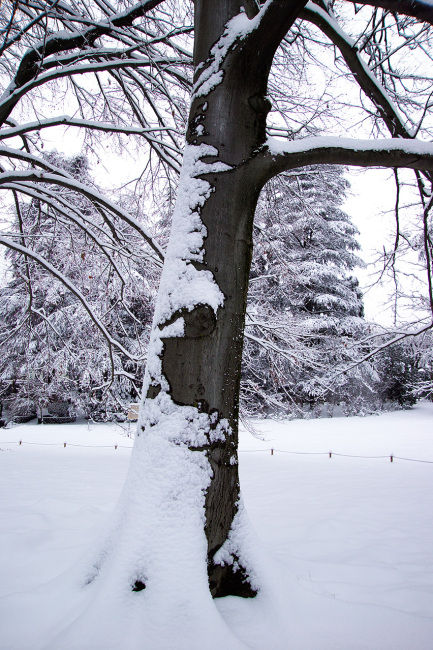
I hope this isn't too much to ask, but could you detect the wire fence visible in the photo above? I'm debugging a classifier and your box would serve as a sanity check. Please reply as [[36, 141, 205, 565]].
[[0, 440, 132, 449], [241, 447, 433, 463], [1, 439, 433, 463]]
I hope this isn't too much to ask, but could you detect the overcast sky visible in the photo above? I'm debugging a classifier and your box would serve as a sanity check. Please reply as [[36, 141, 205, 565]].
[[344, 168, 396, 325], [344, 167, 429, 329]]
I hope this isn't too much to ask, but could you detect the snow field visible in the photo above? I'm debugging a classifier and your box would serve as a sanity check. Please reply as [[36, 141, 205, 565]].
[[0, 404, 433, 649]]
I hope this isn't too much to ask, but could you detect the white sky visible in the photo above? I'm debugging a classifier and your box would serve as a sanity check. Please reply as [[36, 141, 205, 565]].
[[344, 168, 396, 324], [343, 167, 429, 328]]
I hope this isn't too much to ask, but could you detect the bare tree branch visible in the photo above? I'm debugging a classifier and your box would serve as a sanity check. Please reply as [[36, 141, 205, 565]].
[[300, 2, 413, 139], [0, 234, 141, 361], [0, 115, 182, 142], [343, 0, 433, 25], [0, 169, 165, 261]]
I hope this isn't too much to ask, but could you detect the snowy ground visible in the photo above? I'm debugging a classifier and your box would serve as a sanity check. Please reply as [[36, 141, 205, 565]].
[[0, 403, 433, 649]]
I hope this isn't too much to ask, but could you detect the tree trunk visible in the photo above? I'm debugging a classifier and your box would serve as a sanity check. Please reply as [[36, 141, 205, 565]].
[[131, 0, 308, 599], [139, 0, 273, 598]]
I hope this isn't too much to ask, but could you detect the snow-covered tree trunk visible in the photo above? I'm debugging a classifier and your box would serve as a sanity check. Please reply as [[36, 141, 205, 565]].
[[128, 0, 299, 599], [78, 1, 307, 608]]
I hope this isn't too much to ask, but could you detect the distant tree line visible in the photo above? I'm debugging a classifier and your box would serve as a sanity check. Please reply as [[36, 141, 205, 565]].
[[0, 154, 429, 423]]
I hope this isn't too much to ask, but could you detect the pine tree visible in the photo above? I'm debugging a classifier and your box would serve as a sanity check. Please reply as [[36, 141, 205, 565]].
[[242, 165, 375, 417]]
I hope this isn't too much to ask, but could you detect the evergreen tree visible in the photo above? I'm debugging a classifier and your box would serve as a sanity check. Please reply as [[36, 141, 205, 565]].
[[376, 340, 420, 408], [242, 165, 376, 417]]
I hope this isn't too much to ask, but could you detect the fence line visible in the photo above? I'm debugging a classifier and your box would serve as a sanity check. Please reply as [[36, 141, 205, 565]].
[[0, 440, 132, 449], [1, 439, 433, 463]]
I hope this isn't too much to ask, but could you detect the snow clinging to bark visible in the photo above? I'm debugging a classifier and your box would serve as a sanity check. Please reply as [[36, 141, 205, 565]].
[[138, 140, 233, 439], [153, 143, 230, 329], [65, 134, 242, 640], [266, 135, 433, 157], [192, 6, 265, 100]]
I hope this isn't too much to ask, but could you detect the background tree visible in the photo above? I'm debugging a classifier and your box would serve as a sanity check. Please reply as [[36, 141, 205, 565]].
[[1, 160, 387, 421], [242, 164, 377, 418], [410, 329, 433, 401], [0, 152, 158, 420], [375, 339, 419, 407]]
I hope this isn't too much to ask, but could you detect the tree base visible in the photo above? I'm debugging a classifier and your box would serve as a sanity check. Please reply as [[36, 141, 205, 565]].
[[208, 561, 257, 599]]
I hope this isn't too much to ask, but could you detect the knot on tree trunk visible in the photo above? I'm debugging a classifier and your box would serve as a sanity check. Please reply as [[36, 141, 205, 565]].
[[160, 304, 217, 339], [248, 94, 272, 117], [183, 304, 217, 338]]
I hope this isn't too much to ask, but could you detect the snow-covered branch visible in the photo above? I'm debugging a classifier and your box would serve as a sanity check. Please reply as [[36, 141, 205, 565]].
[[0, 170, 165, 261], [260, 136, 433, 180], [10, 0, 166, 89], [329, 321, 433, 379], [300, 2, 412, 139], [0, 116, 182, 142], [343, 0, 433, 25], [0, 57, 187, 126], [0, 145, 75, 176], [1, 182, 132, 286], [233, 0, 310, 75], [0, 235, 141, 362]]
